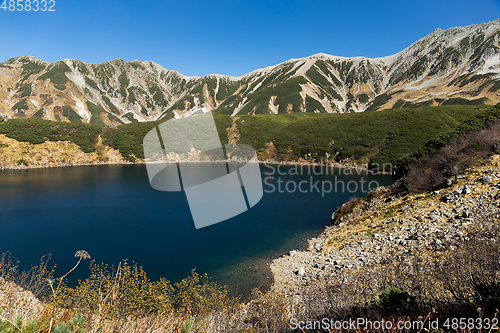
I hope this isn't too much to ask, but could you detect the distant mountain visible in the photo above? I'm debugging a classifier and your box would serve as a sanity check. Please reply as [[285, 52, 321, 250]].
[[1, 19, 500, 125]]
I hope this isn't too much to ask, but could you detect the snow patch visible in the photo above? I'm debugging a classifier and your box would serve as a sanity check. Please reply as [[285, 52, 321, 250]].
[[268, 96, 279, 114], [72, 95, 91, 123], [29, 98, 39, 108], [374, 53, 401, 68], [184, 107, 210, 118], [293, 58, 317, 77], [66, 70, 86, 90], [231, 97, 248, 116], [478, 54, 500, 74], [250, 80, 263, 94], [214, 77, 220, 107], [110, 96, 127, 114]]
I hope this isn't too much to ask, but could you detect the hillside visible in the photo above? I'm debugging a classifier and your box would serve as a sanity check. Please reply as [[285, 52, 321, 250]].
[[0, 105, 491, 170], [1, 20, 500, 124]]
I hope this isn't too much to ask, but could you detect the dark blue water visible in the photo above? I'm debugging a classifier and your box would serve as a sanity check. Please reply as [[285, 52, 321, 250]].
[[0, 164, 392, 296]]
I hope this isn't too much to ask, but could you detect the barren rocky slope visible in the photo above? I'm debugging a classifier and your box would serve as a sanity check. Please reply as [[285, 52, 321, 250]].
[[271, 155, 500, 304]]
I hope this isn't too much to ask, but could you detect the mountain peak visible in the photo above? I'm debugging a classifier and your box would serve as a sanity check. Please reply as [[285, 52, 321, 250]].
[[1, 20, 499, 123]]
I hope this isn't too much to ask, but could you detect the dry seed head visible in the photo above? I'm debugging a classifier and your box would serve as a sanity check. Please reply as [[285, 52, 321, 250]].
[[75, 250, 91, 260]]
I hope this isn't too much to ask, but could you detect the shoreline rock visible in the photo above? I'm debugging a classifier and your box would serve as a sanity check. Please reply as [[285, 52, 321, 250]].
[[0, 277, 44, 321]]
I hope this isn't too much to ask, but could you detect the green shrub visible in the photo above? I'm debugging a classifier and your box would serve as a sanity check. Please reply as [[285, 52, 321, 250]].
[[123, 113, 138, 123], [21, 61, 45, 76], [101, 113, 230, 161], [234, 105, 487, 166], [366, 93, 392, 111], [101, 95, 120, 115], [0, 119, 101, 153], [62, 106, 82, 123], [378, 287, 416, 314], [168, 320, 193, 333], [331, 197, 359, 223], [53, 313, 91, 333], [0, 311, 48, 333], [31, 109, 44, 119], [101, 119, 171, 160], [442, 97, 470, 105], [38, 61, 71, 85], [12, 99, 29, 111], [84, 77, 99, 91], [85, 102, 105, 127], [17, 83, 32, 98], [16, 159, 28, 166], [358, 93, 369, 104], [489, 80, 500, 92]]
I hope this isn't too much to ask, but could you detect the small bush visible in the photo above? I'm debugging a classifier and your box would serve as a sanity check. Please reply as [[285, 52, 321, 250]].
[[378, 287, 416, 314], [331, 197, 359, 224]]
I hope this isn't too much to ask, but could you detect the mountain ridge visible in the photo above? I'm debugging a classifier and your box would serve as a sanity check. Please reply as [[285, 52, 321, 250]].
[[1, 19, 500, 124]]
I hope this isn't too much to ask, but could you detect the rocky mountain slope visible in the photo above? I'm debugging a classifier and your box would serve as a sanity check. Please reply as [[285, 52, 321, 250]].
[[1, 20, 500, 125]]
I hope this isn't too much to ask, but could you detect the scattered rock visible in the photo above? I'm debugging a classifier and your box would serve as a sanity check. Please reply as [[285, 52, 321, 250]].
[[429, 213, 440, 221], [478, 175, 493, 184], [431, 239, 443, 246], [462, 186, 472, 194]]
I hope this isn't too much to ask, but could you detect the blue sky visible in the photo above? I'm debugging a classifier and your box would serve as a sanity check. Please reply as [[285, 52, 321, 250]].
[[1, 0, 499, 77]]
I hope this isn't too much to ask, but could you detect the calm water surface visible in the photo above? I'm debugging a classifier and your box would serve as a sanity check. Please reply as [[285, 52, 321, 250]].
[[0, 164, 392, 296]]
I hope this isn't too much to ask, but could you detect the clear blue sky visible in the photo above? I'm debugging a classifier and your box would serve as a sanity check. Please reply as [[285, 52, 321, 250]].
[[1, 0, 499, 77]]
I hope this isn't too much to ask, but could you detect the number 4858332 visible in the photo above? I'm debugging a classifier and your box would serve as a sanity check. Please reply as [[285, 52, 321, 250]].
[[1, 0, 55, 11]]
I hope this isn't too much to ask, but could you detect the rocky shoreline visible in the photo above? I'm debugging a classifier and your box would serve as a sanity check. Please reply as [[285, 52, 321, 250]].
[[0, 130, 385, 174], [270, 155, 500, 295], [0, 157, 384, 175], [0, 160, 137, 171]]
